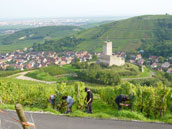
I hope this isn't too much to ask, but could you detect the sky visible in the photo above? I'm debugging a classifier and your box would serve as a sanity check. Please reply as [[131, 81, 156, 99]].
[[0, 0, 172, 19]]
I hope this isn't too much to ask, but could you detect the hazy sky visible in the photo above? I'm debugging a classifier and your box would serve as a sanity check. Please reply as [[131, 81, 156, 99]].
[[0, 0, 172, 18]]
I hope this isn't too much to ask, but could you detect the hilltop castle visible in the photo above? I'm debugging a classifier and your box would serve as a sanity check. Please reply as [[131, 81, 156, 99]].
[[97, 41, 125, 66]]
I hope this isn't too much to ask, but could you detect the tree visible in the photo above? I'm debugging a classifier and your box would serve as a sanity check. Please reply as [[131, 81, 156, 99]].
[[6, 66, 15, 71], [158, 56, 165, 63]]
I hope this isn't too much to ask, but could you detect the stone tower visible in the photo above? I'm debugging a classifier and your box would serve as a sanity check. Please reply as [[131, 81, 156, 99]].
[[103, 41, 112, 55], [97, 41, 125, 66]]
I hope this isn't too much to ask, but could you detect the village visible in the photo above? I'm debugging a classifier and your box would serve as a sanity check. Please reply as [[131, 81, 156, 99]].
[[0, 48, 92, 70], [128, 53, 172, 73], [0, 46, 172, 73]]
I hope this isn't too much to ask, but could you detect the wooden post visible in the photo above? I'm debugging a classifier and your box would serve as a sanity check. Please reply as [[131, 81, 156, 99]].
[[15, 104, 30, 129]]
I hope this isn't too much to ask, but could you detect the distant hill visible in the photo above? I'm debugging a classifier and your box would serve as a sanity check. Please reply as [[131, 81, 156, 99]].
[[0, 26, 82, 53], [33, 15, 172, 57]]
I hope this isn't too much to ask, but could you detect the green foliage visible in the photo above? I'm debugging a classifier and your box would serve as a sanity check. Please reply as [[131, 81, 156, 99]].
[[26, 70, 57, 81], [0, 70, 21, 77], [99, 82, 172, 118], [141, 17, 172, 57], [26, 65, 68, 81], [109, 63, 140, 76], [33, 36, 85, 52], [72, 62, 89, 69], [41, 65, 68, 76], [62, 64, 80, 72], [5, 66, 16, 71], [130, 71, 172, 87], [0, 78, 56, 108], [76, 63, 143, 85], [55, 82, 86, 112]]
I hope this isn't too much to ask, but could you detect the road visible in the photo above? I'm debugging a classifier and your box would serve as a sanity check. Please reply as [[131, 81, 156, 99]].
[[0, 111, 171, 129]]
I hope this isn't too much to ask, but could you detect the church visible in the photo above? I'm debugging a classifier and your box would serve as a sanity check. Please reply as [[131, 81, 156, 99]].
[[97, 41, 125, 66]]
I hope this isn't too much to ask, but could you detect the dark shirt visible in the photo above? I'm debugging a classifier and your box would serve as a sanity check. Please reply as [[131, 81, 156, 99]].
[[115, 94, 127, 105], [87, 91, 93, 102]]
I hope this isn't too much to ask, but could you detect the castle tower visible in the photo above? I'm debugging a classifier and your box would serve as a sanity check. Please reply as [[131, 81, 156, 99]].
[[103, 41, 112, 55], [97, 41, 125, 66]]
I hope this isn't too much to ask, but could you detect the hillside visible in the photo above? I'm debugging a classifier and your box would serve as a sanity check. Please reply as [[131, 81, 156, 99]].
[[33, 15, 172, 55], [75, 15, 172, 52], [0, 26, 82, 53]]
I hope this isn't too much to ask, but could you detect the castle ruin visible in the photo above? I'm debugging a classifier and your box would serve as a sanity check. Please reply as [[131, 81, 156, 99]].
[[97, 41, 125, 66]]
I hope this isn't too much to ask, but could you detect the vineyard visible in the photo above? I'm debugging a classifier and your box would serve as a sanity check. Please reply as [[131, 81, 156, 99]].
[[0, 78, 86, 112], [0, 77, 172, 123], [0, 78, 56, 108], [99, 82, 172, 118], [55, 82, 86, 112]]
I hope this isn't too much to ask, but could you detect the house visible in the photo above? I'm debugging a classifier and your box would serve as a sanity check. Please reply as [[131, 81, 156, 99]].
[[161, 62, 170, 69], [129, 60, 136, 63], [157, 67, 162, 71], [136, 54, 142, 60], [43, 58, 47, 63], [151, 62, 158, 69], [25, 64, 33, 69], [167, 68, 172, 73], [2, 64, 9, 70], [54, 59, 60, 65], [16, 65, 24, 70], [59, 61, 67, 66], [95, 52, 101, 57], [137, 59, 144, 65], [149, 56, 158, 60]]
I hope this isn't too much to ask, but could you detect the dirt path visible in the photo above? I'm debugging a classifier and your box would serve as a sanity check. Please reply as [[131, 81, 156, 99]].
[[8, 71, 56, 84], [0, 111, 171, 129], [121, 72, 154, 81], [7, 70, 154, 83]]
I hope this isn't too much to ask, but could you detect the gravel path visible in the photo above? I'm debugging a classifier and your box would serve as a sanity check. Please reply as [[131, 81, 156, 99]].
[[0, 111, 171, 129]]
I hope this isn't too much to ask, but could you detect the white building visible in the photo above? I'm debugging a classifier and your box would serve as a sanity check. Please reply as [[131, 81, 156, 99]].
[[97, 41, 125, 66]]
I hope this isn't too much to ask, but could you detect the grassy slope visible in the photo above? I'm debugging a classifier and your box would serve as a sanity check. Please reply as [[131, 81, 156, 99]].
[[25, 65, 69, 81], [25, 63, 152, 82], [0, 26, 82, 53], [74, 15, 172, 52]]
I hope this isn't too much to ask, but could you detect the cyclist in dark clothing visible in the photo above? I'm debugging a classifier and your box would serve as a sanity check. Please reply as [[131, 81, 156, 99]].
[[115, 94, 129, 110], [85, 87, 93, 113]]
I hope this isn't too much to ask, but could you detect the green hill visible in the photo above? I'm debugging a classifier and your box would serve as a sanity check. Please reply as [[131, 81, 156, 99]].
[[0, 26, 82, 53], [74, 15, 172, 52], [33, 15, 172, 56]]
